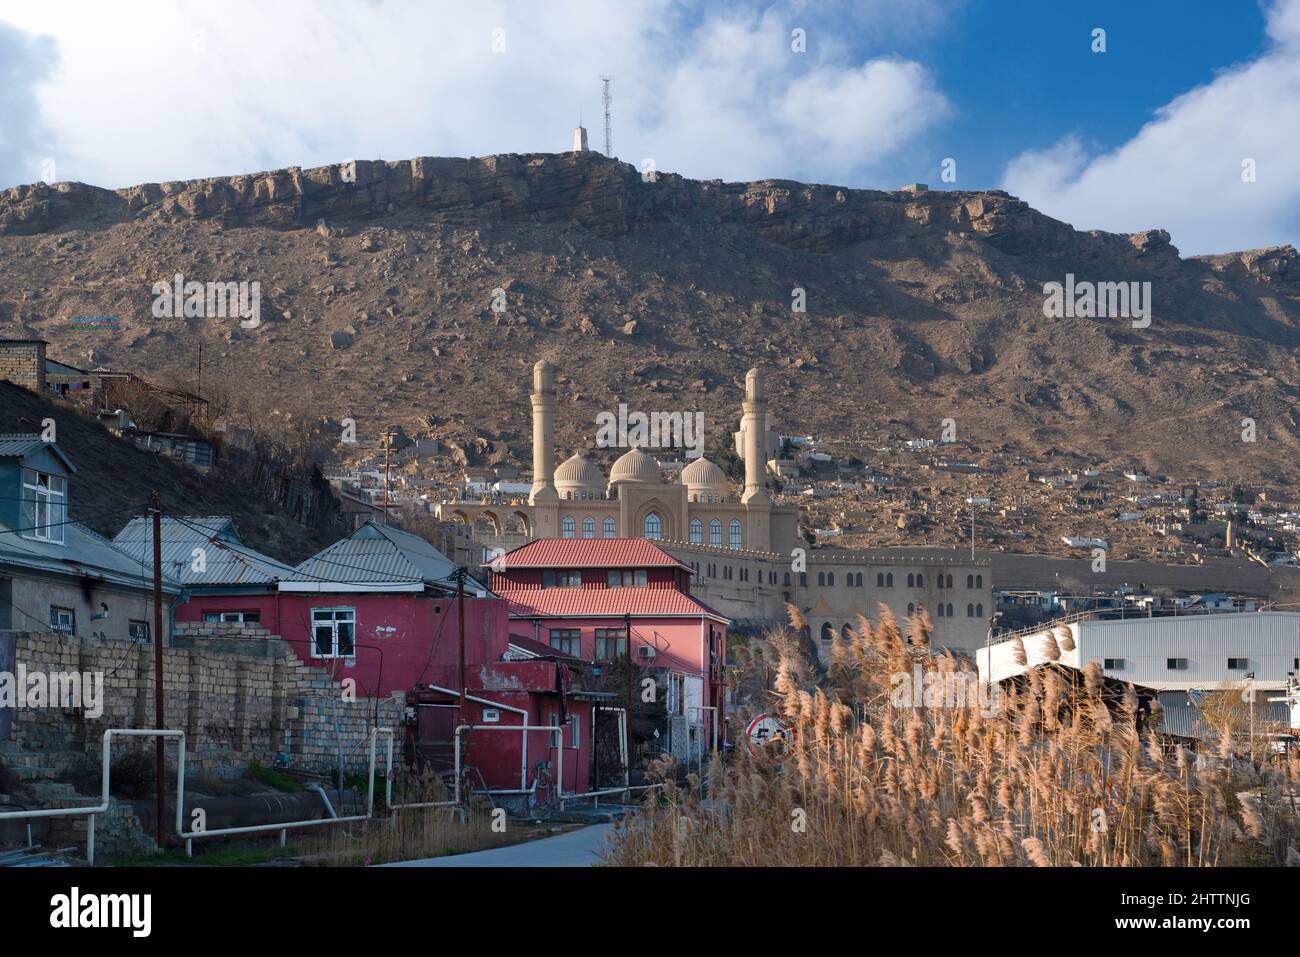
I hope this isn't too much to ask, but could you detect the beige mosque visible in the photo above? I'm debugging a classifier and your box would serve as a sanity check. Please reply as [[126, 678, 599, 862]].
[[438, 361, 993, 654]]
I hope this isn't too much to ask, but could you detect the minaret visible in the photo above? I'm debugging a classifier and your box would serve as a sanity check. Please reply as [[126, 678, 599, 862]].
[[741, 367, 770, 506], [572, 126, 589, 152], [530, 360, 559, 505]]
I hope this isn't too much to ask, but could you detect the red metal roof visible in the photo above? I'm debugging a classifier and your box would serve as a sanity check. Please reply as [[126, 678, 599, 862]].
[[495, 538, 692, 571], [498, 586, 729, 623]]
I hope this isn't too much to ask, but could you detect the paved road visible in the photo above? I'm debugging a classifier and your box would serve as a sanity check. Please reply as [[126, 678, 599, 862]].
[[380, 822, 614, 867]]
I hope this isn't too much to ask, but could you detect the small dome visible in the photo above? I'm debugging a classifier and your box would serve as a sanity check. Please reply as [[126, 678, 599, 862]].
[[680, 457, 729, 491], [555, 453, 604, 490], [609, 447, 661, 485]]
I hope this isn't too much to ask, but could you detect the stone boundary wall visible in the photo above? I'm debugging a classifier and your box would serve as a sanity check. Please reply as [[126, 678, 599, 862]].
[[7, 625, 403, 776]]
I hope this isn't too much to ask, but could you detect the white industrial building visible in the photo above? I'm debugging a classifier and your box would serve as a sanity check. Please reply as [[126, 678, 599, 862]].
[[979, 612, 1300, 692], [977, 612, 1300, 731]]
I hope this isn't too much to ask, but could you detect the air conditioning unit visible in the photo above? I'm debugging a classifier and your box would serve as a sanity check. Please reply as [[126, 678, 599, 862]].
[[637, 646, 657, 660]]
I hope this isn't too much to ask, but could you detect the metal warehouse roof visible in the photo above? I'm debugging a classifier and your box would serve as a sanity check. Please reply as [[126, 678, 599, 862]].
[[498, 586, 729, 623], [113, 516, 295, 587], [283, 521, 466, 588], [496, 538, 691, 570]]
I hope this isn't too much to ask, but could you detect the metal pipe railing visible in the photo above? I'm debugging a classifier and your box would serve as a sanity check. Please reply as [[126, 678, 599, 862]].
[[176, 727, 394, 856], [0, 728, 185, 865]]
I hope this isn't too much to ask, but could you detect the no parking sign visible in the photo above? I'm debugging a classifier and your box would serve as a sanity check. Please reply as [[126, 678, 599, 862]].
[[745, 712, 795, 759]]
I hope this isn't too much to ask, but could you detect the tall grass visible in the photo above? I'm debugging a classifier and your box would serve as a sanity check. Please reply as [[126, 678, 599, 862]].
[[604, 606, 1300, 866]]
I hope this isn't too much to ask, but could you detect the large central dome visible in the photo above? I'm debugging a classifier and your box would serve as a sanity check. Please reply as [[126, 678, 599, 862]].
[[609, 447, 661, 485]]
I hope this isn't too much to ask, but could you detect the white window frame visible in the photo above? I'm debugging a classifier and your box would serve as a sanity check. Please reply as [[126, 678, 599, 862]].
[[311, 607, 356, 658], [128, 620, 151, 642], [23, 469, 66, 545], [602, 517, 616, 539], [203, 610, 259, 624], [729, 520, 742, 550], [50, 605, 75, 636]]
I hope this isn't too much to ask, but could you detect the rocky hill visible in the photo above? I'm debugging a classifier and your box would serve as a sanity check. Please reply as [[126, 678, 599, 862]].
[[2, 151, 1299, 483]]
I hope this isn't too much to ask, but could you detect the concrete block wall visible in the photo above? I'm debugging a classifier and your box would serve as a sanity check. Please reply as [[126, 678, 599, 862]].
[[8, 627, 404, 778], [0, 340, 46, 391]]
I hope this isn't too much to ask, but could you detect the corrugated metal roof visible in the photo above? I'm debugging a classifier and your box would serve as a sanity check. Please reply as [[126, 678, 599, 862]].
[[112, 516, 294, 586], [0, 518, 182, 593], [284, 521, 460, 586], [1155, 690, 1290, 741], [498, 586, 729, 622], [496, 538, 690, 570], [0, 434, 76, 472]]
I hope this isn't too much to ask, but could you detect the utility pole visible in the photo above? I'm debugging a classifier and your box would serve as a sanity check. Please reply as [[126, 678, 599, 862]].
[[601, 76, 613, 156], [624, 612, 633, 777], [381, 427, 397, 526], [150, 491, 166, 849], [457, 569, 467, 730]]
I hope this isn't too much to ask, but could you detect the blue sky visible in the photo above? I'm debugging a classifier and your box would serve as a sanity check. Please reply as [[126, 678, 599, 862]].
[[909, 0, 1271, 189], [0, 0, 1296, 255]]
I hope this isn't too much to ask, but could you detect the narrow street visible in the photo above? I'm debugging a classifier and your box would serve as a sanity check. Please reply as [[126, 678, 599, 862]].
[[380, 822, 615, 867]]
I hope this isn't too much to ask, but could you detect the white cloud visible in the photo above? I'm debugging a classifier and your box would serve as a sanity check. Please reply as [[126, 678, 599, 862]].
[[0, 0, 949, 191], [0, 21, 56, 188], [1001, 0, 1300, 256]]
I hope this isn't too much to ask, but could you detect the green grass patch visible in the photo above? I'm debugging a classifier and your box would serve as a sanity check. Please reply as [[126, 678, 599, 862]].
[[247, 762, 304, 793]]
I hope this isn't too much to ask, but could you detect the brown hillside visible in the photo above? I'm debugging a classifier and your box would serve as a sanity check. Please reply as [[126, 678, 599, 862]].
[[2, 152, 1299, 483]]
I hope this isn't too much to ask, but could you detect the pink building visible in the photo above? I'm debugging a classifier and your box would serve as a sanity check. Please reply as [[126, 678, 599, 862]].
[[150, 520, 601, 798], [489, 538, 731, 763]]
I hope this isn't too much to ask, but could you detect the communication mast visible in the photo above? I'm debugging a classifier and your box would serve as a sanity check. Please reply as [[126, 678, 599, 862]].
[[601, 76, 613, 156]]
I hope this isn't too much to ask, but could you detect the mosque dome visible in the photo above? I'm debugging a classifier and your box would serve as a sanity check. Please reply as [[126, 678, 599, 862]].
[[680, 457, 731, 498], [609, 447, 661, 485], [554, 453, 605, 499]]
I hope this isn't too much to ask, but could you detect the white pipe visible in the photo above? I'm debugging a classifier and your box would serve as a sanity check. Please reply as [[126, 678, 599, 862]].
[[425, 684, 530, 790], [597, 706, 630, 795], [0, 728, 185, 866], [455, 723, 562, 806], [176, 727, 393, 854]]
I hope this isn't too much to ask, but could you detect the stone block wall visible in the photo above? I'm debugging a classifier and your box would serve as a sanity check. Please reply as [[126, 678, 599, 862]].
[[7, 625, 404, 778], [0, 340, 46, 390]]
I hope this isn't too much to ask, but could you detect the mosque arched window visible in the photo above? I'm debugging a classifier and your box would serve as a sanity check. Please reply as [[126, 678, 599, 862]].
[[561, 516, 575, 538], [689, 518, 703, 544], [644, 513, 662, 540]]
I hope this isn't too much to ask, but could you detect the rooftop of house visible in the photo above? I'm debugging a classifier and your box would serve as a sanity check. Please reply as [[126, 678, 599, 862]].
[[281, 520, 482, 592], [0, 516, 183, 595], [498, 585, 729, 623], [113, 515, 296, 587], [495, 537, 692, 571], [0, 433, 77, 472]]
